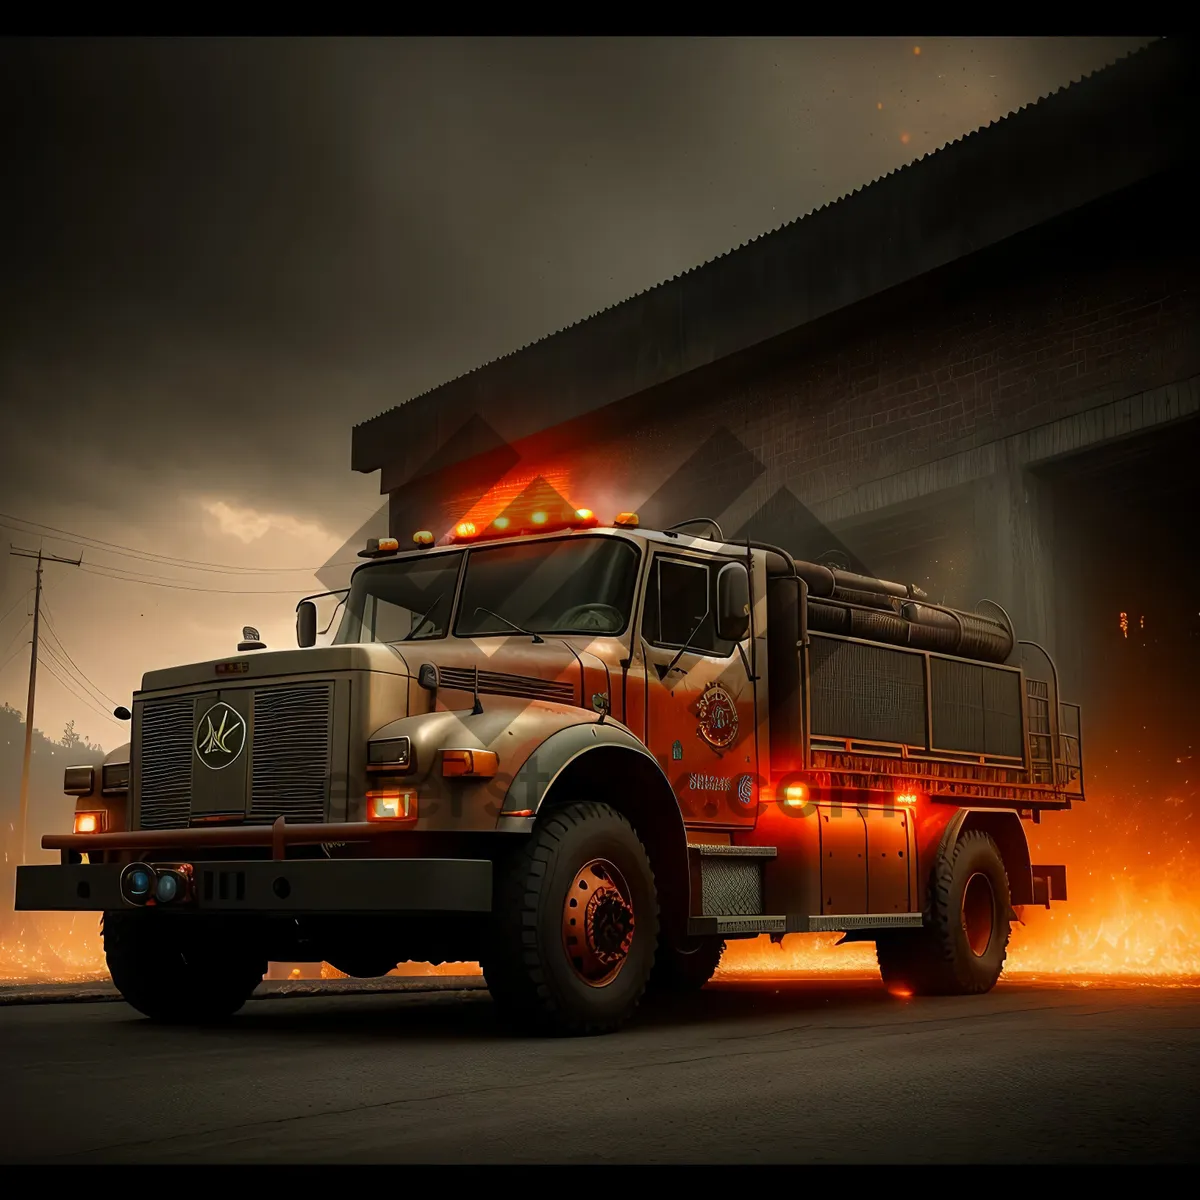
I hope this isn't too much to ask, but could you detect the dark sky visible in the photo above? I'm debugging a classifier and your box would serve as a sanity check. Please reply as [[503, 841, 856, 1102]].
[[0, 36, 1153, 745]]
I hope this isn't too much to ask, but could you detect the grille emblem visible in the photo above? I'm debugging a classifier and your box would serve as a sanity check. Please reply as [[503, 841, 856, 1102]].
[[195, 702, 247, 770]]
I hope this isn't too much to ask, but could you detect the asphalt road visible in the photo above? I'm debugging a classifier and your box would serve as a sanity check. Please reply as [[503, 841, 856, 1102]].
[[1, 975, 1197, 1163]]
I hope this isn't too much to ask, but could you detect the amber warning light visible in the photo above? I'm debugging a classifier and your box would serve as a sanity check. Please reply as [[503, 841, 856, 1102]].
[[73, 812, 104, 834], [442, 749, 499, 778], [782, 784, 809, 808], [446, 506, 601, 544]]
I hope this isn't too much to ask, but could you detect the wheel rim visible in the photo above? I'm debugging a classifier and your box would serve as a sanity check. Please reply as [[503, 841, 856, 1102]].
[[961, 871, 996, 957], [561, 858, 636, 987]]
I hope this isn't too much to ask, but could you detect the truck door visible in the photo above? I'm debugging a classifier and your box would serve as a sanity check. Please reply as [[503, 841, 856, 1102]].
[[639, 550, 759, 831]]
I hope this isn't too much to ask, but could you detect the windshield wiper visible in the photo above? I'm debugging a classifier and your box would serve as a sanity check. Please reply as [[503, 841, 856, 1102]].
[[473, 606, 545, 644], [402, 592, 445, 641]]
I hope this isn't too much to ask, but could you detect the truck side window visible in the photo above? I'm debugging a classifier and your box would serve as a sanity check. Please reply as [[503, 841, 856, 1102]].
[[642, 557, 736, 658]]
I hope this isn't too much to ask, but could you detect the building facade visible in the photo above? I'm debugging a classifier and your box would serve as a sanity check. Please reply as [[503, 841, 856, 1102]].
[[344, 38, 1198, 707]]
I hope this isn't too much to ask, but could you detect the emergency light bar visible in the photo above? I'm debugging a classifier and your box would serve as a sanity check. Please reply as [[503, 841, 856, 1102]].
[[373, 508, 639, 554], [441, 507, 602, 545]]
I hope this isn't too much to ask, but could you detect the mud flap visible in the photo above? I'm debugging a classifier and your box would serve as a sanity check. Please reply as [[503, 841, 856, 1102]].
[[1030, 864, 1068, 908]]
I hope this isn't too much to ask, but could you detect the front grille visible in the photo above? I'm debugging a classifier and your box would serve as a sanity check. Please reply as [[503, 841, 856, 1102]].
[[250, 683, 332, 824], [136, 682, 334, 830], [438, 666, 574, 704], [138, 697, 194, 829]]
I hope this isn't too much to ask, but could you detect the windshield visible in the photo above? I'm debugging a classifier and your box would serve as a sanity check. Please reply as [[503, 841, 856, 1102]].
[[456, 536, 640, 637], [333, 551, 464, 644]]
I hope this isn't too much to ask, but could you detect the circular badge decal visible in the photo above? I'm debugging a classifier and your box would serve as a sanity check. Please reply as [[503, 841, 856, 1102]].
[[696, 682, 739, 750], [194, 701, 247, 770]]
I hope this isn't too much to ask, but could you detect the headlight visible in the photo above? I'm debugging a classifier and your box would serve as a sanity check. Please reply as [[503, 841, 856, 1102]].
[[120, 863, 156, 905], [102, 763, 130, 794], [64, 766, 94, 796], [368, 736, 411, 769]]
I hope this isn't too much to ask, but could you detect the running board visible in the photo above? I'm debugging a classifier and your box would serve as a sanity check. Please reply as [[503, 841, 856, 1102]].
[[686, 912, 925, 937], [688, 915, 787, 936], [807, 913, 924, 932]]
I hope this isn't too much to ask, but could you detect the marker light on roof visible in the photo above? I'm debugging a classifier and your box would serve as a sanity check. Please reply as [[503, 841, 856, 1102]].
[[413, 530, 435, 546], [448, 505, 600, 543], [614, 512, 639, 527]]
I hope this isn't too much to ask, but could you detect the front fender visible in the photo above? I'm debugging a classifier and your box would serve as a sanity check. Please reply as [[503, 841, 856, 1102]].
[[367, 700, 626, 831], [501, 721, 660, 815], [502, 723, 693, 942]]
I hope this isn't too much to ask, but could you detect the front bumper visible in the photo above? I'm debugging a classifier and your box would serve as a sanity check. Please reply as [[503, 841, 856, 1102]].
[[15, 858, 493, 915]]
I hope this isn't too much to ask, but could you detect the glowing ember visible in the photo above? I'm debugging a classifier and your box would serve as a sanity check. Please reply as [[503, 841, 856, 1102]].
[[0, 912, 107, 985]]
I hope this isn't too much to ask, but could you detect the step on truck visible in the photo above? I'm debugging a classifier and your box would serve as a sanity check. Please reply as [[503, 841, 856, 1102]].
[[16, 502, 1083, 1034]]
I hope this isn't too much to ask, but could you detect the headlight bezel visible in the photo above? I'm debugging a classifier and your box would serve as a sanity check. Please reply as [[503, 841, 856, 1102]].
[[101, 762, 130, 795], [63, 765, 95, 796], [367, 736, 413, 772]]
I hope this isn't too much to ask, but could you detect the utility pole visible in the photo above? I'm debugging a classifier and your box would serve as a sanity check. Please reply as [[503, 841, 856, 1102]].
[[8, 545, 82, 865]]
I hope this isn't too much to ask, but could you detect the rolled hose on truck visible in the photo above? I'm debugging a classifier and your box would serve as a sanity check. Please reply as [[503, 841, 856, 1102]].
[[794, 558, 1014, 663]]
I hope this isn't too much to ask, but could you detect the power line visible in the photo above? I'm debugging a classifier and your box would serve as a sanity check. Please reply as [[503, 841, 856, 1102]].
[[0, 638, 29, 677], [0, 616, 32, 663], [38, 652, 110, 722], [0, 513, 360, 575], [37, 652, 122, 729], [39, 606, 122, 709], [78, 562, 317, 595], [39, 658, 116, 729], [0, 587, 33, 629], [38, 636, 119, 716]]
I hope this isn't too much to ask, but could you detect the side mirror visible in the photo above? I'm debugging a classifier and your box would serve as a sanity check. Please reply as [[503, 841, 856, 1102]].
[[296, 601, 318, 648], [113, 706, 132, 721], [715, 563, 751, 643]]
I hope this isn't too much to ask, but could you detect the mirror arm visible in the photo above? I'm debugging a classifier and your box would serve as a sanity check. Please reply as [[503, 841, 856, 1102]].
[[736, 640, 757, 681]]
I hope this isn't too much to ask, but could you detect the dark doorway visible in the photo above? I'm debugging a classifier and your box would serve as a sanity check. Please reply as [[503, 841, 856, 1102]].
[[1034, 416, 1200, 894]]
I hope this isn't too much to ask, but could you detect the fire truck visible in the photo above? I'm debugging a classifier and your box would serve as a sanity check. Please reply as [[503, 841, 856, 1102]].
[[15, 500, 1083, 1035]]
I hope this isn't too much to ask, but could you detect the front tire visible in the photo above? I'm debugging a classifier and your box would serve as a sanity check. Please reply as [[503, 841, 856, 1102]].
[[876, 830, 1012, 996], [104, 913, 266, 1023], [481, 801, 659, 1036]]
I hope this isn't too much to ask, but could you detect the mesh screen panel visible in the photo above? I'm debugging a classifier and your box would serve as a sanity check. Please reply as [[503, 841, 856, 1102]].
[[810, 635, 926, 746]]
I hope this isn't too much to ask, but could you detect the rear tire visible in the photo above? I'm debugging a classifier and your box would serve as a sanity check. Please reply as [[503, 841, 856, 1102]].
[[876, 830, 1012, 996], [481, 801, 659, 1036], [104, 913, 265, 1023], [650, 936, 725, 992]]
